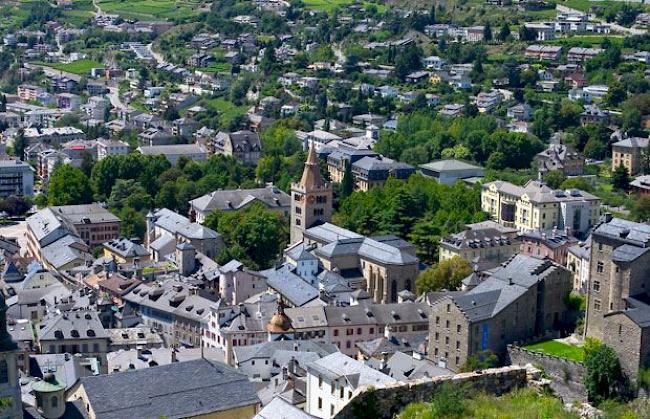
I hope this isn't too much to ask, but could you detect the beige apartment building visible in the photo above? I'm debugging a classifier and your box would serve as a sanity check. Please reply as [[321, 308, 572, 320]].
[[481, 180, 600, 235], [611, 136, 649, 176], [439, 221, 520, 264]]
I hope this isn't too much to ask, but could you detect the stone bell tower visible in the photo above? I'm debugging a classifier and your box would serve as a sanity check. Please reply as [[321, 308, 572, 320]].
[[290, 144, 332, 244]]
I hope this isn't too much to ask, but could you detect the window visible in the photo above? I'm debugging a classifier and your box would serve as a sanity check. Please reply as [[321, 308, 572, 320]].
[[0, 360, 7, 384], [445, 336, 449, 345], [456, 341, 460, 349], [445, 320, 450, 329], [369, 327, 374, 335], [346, 329, 353, 336], [340, 387, 344, 398], [446, 304, 451, 313], [594, 299, 602, 311], [346, 341, 351, 349], [333, 329, 339, 337], [356, 328, 362, 335], [597, 261, 604, 273], [295, 218, 301, 226], [318, 397, 322, 409], [435, 332, 439, 341], [455, 356, 460, 365], [435, 316, 440, 325], [93, 343, 100, 352], [331, 405, 335, 416], [318, 375, 323, 388], [593, 281, 600, 292], [456, 324, 461, 333]]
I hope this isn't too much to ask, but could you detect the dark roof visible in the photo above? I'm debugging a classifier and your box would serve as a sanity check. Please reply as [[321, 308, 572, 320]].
[[80, 359, 259, 419]]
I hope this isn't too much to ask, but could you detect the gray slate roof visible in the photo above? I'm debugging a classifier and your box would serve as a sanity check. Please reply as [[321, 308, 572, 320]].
[[80, 358, 259, 419], [190, 186, 290, 213]]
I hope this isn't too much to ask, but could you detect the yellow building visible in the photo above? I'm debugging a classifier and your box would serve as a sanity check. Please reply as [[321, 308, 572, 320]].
[[481, 180, 600, 235], [102, 237, 150, 264], [611, 136, 649, 176], [439, 221, 520, 264]]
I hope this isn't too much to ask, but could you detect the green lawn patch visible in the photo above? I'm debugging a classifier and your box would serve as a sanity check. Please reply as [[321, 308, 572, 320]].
[[45, 60, 105, 75], [522, 340, 584, 362], [98, 0, 201, 20]]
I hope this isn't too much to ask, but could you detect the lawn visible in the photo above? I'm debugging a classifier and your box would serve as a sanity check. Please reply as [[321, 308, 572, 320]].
[[302, 0, 384, 13], [200, 97, 248, 128], [558, 0, 649, 12], [46, 60, 105, 75], [522, 340, 585, 362], [545, 34, 625, 48], [98, 0, 202, 20]]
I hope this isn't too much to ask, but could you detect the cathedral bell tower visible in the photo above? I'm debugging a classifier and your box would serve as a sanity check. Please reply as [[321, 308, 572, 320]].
[[290, 144, 332, 244]]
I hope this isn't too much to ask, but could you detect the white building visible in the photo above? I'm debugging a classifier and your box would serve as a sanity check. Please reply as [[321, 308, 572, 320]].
[[97, 138, 130, 160], [305, 352, 395, 418]]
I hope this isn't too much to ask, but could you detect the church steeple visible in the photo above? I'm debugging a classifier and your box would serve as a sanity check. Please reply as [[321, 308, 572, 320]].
[[300, 144, 324, 189], [290, 145, 333, 244]]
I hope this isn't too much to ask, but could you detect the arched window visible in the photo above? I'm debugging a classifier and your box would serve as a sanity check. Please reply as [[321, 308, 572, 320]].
[[391, 280, 398, 303], [0, 359, 8, 384], [51, 396, 58, 408]]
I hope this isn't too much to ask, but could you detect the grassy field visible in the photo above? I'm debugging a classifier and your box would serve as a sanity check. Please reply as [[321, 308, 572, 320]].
[[45, 60, 105, 75], [200, 97, 248, 128], [522, 340, 585, 362], [557, 0, 650, 12], [98, 0, 202, 20], [302, 0, 385, 13], [545, 34, 625, 47]]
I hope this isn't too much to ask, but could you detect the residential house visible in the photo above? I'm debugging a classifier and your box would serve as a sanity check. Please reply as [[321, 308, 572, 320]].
[[189, 185, 291, 223], [439, 221, 520, 264], [214, 130, 262, 166], [534, 143, 585, 178], [481, 180, 601, 235], [137, 144, 208, 165], [611, 136, 649, 176]]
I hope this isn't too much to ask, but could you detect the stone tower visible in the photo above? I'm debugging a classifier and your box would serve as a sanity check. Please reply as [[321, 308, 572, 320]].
[[0, 291, 23, 419], [290, 145, 332, 244]]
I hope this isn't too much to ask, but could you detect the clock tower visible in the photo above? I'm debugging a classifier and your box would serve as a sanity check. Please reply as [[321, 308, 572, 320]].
[[290, 144, 332, 244]]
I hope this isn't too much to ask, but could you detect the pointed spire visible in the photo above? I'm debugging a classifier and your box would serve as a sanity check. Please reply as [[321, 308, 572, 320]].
[[299, 143, 324, 189]]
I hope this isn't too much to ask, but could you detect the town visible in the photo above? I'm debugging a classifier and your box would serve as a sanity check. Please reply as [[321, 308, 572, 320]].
[[0, 0, 648, 418]]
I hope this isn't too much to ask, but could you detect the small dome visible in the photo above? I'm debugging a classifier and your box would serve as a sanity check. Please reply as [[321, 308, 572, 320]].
[[266, 300, 293, 333]]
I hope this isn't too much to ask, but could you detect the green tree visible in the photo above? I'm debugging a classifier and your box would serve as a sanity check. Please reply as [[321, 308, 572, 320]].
[[632, 195, 650, 222], [583, 338, 625, 404], [460, 350, 499, 372], [341, 160, 354, 198], [611, 164, 631, 191], [416, 256, 473, 294], [498, 22, 511, 41], [13, 129, 28, 161], [483, 22, 492, 42], [205, 203, 288, 270], [47, 165, 93, 206], [395, 44, 422, 80], [544, 170, 567, 189], [108, 179, 153, 211]]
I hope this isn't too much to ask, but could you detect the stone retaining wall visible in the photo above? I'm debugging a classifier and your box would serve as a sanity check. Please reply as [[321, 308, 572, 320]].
[[333, 366, 530, 419], [507, 344, 587, 402]]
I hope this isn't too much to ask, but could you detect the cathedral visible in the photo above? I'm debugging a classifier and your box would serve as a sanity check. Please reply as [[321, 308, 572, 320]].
[[289, 145, 333, 244]]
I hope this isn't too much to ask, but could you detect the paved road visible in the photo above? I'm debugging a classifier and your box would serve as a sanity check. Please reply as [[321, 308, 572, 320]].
[[0, 221, 29, 257]]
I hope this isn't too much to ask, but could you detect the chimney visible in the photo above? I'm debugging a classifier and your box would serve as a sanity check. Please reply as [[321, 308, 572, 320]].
[[508, 277, 514, 285], [282, 366, 288, 381], [604, 213, 613, 223]]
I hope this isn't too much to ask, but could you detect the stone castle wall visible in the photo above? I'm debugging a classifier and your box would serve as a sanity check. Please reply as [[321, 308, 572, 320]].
[[333, 365, 530, 419], [507, 344, 586, 402]]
